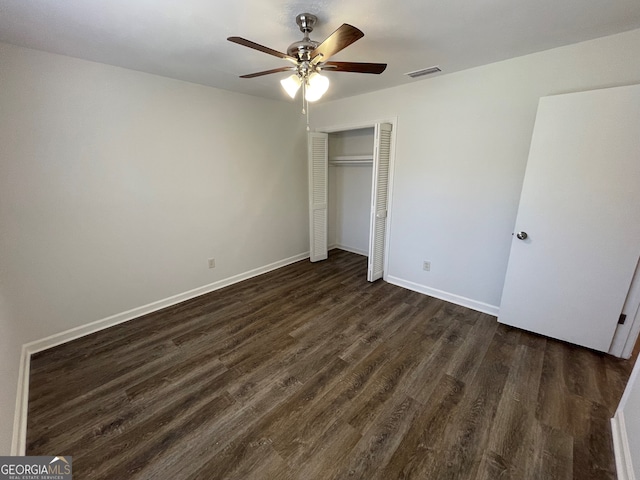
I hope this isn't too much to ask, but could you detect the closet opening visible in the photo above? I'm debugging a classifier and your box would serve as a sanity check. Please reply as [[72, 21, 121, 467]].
[[308, 122, 394, 282], [328, 128, 374, 258]]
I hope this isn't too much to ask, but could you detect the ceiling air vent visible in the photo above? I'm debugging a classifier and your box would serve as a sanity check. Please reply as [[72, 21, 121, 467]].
[[405, 66, 441, 78]]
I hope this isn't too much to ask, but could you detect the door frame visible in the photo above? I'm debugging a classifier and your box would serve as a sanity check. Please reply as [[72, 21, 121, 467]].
[[609, 260, 640, 358], [313, 117, 398, 281]]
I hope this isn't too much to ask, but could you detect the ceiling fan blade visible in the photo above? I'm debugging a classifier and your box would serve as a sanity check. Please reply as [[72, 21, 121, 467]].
[[239, 66, 296, 79], [227, 36, 297, 63], [321, 61, 387, 74], [310, 24, 364, 62]]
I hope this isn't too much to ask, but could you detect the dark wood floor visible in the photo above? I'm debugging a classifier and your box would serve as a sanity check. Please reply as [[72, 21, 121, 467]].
[[27, 250, 635, 479]]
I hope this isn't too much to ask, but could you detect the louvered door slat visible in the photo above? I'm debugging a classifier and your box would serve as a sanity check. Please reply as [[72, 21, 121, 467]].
[[367, 123, 393, 281], [308, 132, 328, 262]]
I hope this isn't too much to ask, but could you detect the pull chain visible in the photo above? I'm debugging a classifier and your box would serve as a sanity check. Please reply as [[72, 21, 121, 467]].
[[301, 82, 306, 115], [306, 97, 310, 131], [302, 81, 310, 131]]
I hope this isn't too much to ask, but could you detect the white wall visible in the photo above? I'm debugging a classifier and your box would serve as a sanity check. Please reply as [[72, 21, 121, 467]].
[[312, 28, 640, 313], [0, 42, 308, 454], [0, 289, 21, 458], [329, 165, 372, 255]]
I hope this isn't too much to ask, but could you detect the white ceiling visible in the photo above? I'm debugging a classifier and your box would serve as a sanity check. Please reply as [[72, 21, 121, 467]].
[[1, 0, 640, 102]]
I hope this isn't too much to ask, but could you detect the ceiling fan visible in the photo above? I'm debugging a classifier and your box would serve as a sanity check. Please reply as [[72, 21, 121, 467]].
[[227, 13, 387, 102]]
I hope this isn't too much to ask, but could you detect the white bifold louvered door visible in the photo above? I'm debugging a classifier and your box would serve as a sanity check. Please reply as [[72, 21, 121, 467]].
[[308, 132, 329, 262], [367, 123, 393, 282]]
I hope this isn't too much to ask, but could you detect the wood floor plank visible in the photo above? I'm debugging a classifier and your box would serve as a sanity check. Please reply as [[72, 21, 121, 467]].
[[330, 395, 421, 480], [283, 420, 362, 479], [401, 314, 474, 404], [562, 344, 608, 406], [343, 305, 448, 434], [93, 392, 237, 479], [484, 343, 546, 478], [572, 400, 619, 480], [446, 311, 499, 384], [474, 450, 511, 480], [189, 357, 353, 479], [25, 249, 637, 480], [535, 423, 574, 480], [266, 340, 393, 466], [376, 373, 465, 479], [426, 321, 519, 480]]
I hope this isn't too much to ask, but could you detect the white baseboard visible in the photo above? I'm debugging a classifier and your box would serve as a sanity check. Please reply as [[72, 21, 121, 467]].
[[385, 276, 500, 316], [10, 346, 30, 456], [612, 411, 636, 480], [24, 252, 309, 355], [330, 244, 368, 257], [11, 251, 309, 455]]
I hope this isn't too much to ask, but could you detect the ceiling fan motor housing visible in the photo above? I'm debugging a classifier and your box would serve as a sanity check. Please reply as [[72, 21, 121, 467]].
[[287, 39, 319, 60], [288, 13, 320, 60]]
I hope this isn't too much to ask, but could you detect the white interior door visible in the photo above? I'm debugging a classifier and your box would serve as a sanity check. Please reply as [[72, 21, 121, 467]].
[[499, 84, 640, 352], [308, 132, 328, 262], [367, 123, 393, 281]]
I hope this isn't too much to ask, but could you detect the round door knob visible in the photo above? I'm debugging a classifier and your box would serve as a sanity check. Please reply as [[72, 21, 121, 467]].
[[516, 231, 528, 240]]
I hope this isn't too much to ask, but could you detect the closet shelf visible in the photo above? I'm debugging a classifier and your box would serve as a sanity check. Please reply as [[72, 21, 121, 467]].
[[329, 155, 373, 166]]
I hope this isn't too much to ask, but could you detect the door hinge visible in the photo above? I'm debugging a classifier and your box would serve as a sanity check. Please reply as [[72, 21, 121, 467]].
[[618, 314, 627, 325]]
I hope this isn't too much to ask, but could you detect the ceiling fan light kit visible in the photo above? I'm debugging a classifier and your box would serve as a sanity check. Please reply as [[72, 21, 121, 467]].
[[280, 71, 329, 102], [280, 74, 302, 98], [305, 72, 330, 102], [228, 13, 387, 126]]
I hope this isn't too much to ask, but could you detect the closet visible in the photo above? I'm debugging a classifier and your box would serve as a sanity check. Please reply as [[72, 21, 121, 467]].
[[328, 128, 374, 257], [308, 122, 392, 281]]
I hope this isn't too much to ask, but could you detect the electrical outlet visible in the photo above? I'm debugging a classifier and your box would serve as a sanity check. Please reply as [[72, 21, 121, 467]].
[[208, 258, 216, 269], [423, 261, 431, 271]]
